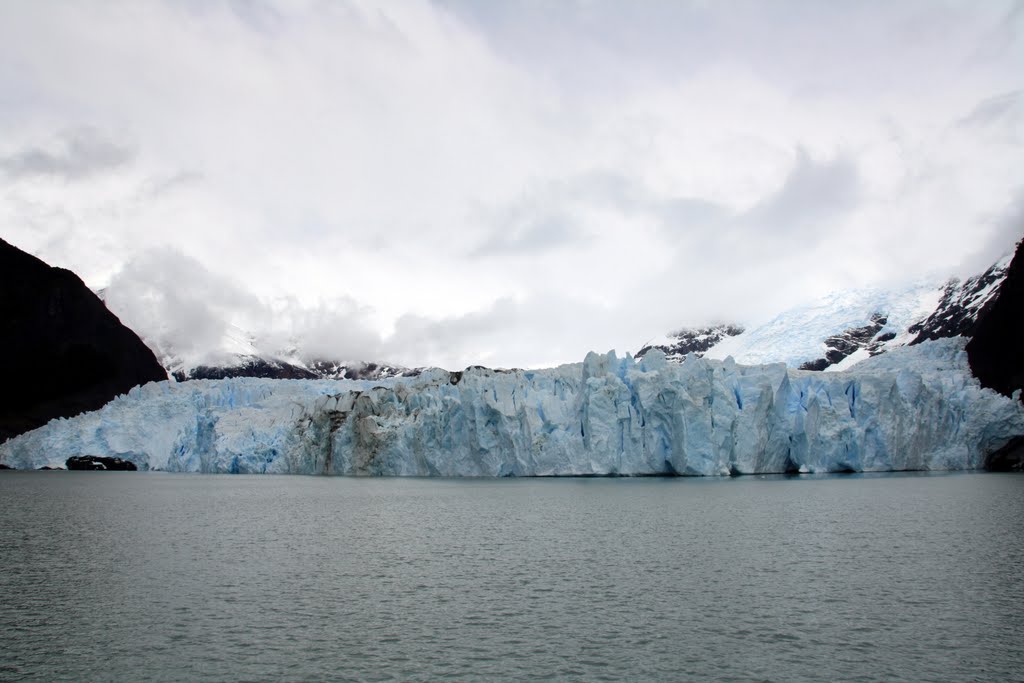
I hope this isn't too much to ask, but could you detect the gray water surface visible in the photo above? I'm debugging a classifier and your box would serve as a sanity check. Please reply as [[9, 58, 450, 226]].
[[1, 472, 1022, 682]]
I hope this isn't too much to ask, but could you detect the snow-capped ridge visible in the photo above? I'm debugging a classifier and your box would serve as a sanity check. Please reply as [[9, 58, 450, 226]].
[[636, 324, 744, 363], [647, 248, 1014, 372], [799, 312, 892, 371], [172, 354, 419, 382], [907, 252, 1011, 344], [105, 314, 418, 384]]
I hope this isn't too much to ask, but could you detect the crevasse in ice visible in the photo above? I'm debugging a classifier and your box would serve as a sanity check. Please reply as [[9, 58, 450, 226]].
[[2, 338, 1021, 475]]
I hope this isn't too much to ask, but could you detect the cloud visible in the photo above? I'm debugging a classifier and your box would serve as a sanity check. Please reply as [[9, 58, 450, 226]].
[[103, 247, 265, 367], [0, 127, 135, 180], [471, 215, 579, 256], [960, 188, 1024, 273], [143, 170, 204, 199], [103, 247, 388, 369], [227, 0, 286, 35], [264, 297, 383, 364], [958, 90, 1023, 127], [970, 0, 1024, 62], [469, 183, 596, 257], [0, 0, 1022, 368], [737, 148, 860, 238], [384, 294, 642, 370]]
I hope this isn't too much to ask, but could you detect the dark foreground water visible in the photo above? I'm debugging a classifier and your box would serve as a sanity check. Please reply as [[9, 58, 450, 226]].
[[1, 472, 1023, 682]]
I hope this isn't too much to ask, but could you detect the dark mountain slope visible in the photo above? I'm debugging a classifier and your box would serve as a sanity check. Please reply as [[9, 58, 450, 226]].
[[910, 256, 1010, 344], [636, 324, 744, 363], [0, 238, 167, 443], [967, 239, 1024, 402]]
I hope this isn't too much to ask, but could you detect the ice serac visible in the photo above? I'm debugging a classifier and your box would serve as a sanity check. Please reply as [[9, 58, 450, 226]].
[[2, 338, 1020, 476]]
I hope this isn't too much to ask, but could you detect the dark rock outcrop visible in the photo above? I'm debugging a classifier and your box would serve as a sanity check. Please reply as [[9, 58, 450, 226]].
[[174, 357, 318, 381], [308, 360, 421, 381], [910, 258, 1009, 345], [66, 455, 138, 471], [173, 356, 420, 382], [797, 250, 1014, 373], [966, 239, 1024, 402], [0, 239, 168, 443], [637, 324, 744, 362], [983, 435, 1024, 472], [799, 313, 889, 371]]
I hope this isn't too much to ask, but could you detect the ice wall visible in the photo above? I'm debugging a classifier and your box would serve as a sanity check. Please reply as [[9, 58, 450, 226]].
[[1, 338, 1021, 476]]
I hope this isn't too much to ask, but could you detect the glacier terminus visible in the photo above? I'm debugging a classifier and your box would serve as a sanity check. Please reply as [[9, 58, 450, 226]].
[[1, 338, 1021, 476]]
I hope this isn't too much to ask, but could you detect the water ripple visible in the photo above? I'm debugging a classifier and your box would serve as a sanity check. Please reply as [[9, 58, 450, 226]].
[[0, 471, 1022, 681]]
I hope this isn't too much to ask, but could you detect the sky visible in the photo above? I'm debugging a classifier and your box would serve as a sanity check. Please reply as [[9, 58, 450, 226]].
[[1, 0, 1022, 370]]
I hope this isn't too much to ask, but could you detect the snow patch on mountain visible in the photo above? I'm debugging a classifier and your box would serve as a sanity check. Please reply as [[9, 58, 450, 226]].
[[636, 324, 744, 363], [702, 281, 943, 368], [174, 354, 418, 383], [683, 251, 1014, 372]]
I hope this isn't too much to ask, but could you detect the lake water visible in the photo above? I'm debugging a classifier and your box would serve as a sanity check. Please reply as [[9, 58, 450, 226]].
[[1, 471, 1022, 682]]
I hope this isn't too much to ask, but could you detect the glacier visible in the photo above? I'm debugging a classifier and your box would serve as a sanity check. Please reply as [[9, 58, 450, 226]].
[[1, 338, 1021, 476], [701, 280, 943, 368]]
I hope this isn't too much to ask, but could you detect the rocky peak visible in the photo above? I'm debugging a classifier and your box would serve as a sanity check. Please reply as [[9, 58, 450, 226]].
[[636, 324, 744, 362]]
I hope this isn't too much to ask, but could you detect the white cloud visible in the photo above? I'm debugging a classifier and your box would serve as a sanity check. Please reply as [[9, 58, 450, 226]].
[[103, 247, 267, 367], [104, 247, 386, 369], [0, 126, 136, 180], [0, 0, 1021, 369]]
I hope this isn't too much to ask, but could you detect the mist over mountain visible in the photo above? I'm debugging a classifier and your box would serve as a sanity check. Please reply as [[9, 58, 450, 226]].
[[94, 240, 1023, 393]]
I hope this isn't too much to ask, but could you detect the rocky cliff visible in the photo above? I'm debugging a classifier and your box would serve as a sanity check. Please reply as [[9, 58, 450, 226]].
[[0, 239, 167, 442]]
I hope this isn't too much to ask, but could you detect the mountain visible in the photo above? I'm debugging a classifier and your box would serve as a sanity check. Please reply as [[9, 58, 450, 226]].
[[174, 356, 419, 382], [2, 338, 1021, 475], [640, 248, 1015, 374], [909, 256, 1010, 345], [3, 235, 1020, 475], [0, 239, 168, 443], [966, 239, 1024, 400], [128, 244, 1015, 385], [636, 324, 745, 363], [99, 313, 419, 383], [964, 240, 1024, 471]]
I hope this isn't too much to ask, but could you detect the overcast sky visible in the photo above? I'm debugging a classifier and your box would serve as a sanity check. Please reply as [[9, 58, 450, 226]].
[[1, 0, 1022, 369]]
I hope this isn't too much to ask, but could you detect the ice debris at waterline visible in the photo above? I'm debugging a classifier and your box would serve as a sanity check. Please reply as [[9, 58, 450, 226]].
[[1, 338, 1021, 476]]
